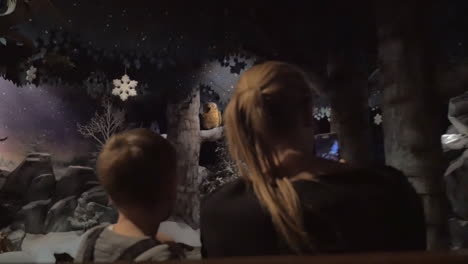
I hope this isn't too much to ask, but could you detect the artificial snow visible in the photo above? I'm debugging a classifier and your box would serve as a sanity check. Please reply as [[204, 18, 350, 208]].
[[67, 165, 93, 170], [8, 229, 25, 242], [36, 174, 53, 180], [49, 196, 75, 211], [20, 231, 83, 263], [0, 251, 37, 263], [158, 221, 201, 247], [25, 157, 41, 162], [22, 199, 51, 210], [28, 153, 51, 157]]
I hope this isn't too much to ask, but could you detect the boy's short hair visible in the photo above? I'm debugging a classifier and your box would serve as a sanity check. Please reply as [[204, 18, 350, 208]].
[[97, 128, 177, 209]]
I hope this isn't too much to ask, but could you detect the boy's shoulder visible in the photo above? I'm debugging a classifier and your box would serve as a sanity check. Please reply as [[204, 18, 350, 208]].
[[74, 224, 106, 263]]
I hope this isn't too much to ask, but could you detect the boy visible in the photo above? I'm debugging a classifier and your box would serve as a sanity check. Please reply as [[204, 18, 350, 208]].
[[75, 129, 198, 262]]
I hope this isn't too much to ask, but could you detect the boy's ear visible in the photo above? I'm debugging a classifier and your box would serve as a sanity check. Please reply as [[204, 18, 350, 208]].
[[108, 197, 114, 207]]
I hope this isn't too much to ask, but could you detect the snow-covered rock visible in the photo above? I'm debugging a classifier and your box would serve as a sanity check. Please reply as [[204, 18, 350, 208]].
[[22, 199, 51, 211], [56, 166, 96, 199], [3, 153, 54, 197], [26, 174, 55, 202], [18, 199, 51, 234], [81, 186, 108, 205], [7, 229, 25, 251], [44, 196, 77, 233], [158, 221, 201, 247], [21, 231, 83, 262], [86, 202, 117, 224], [69, 191, 117, 231]]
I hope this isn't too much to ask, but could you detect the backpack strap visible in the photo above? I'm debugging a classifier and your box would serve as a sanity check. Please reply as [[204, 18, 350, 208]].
[[166, 242, 195, 260], [117, 238, 161, 261], [81, 226, 107, 263]]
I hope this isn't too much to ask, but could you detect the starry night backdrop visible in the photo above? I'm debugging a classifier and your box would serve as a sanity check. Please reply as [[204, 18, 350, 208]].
[[0, 78, 95, 172]]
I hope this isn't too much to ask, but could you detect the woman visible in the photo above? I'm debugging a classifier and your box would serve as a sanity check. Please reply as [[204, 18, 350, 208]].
[[200, 61, 426, 257]]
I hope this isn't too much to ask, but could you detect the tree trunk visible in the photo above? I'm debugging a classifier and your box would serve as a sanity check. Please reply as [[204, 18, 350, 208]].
[[166, 88, 201, 229], [328, 57, 372, 166], [327, 0, 374, 166], [377, 0, 449, 249]]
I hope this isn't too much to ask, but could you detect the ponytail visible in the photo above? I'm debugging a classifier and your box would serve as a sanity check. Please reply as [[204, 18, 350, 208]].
[[225, 81, 314, 253]]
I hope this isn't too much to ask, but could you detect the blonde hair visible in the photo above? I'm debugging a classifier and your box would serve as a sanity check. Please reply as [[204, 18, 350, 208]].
[[224, 61, 318, 253]]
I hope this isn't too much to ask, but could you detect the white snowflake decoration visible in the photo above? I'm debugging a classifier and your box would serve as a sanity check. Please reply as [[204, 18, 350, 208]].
[[313, 107, 321, 120], [374, 113, 383, 125], [25, 66, 37, 82], [112, 74, 138, 101], [324, 107, 331, 118], [313, 107, 331, 122]]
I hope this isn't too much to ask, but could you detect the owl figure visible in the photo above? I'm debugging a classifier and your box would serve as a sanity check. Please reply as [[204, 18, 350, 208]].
[[201, 102, 222, 130]]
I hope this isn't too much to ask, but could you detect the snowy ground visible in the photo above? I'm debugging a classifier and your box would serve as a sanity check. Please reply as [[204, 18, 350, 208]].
[[0, 221, 200, 263], [23, 231, 83, 263], [159, 221, 201, 247], [0, 251, 38, 263], [0, 231, 83, 263]]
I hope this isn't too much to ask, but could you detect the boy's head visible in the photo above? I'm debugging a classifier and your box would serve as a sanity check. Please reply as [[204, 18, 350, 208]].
[[97, 128, 178, 222]]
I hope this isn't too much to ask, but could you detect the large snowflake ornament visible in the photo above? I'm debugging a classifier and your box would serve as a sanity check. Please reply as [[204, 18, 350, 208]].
[[374, 113, 383, 125], [25, 66, 37, 82], [112, 74, 138, 101]]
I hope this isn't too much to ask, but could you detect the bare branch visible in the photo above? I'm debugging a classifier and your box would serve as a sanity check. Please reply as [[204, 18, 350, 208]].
[[76, 97, 125, 148], [200, 127, 224, 142]]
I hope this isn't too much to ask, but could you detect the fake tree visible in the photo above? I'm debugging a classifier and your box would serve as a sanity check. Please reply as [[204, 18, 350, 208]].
[[377, 0, 448, 249], [77, 97, 125, 151]]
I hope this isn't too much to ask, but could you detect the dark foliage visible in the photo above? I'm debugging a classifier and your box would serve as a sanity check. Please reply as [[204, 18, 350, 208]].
[[199, 140, 238, 197]]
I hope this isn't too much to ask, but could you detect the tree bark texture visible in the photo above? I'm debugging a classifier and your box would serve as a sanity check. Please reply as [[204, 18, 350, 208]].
[[166, 89, 202, 229], [377, 0, 449, 249], [327, 0, 374, 166]]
